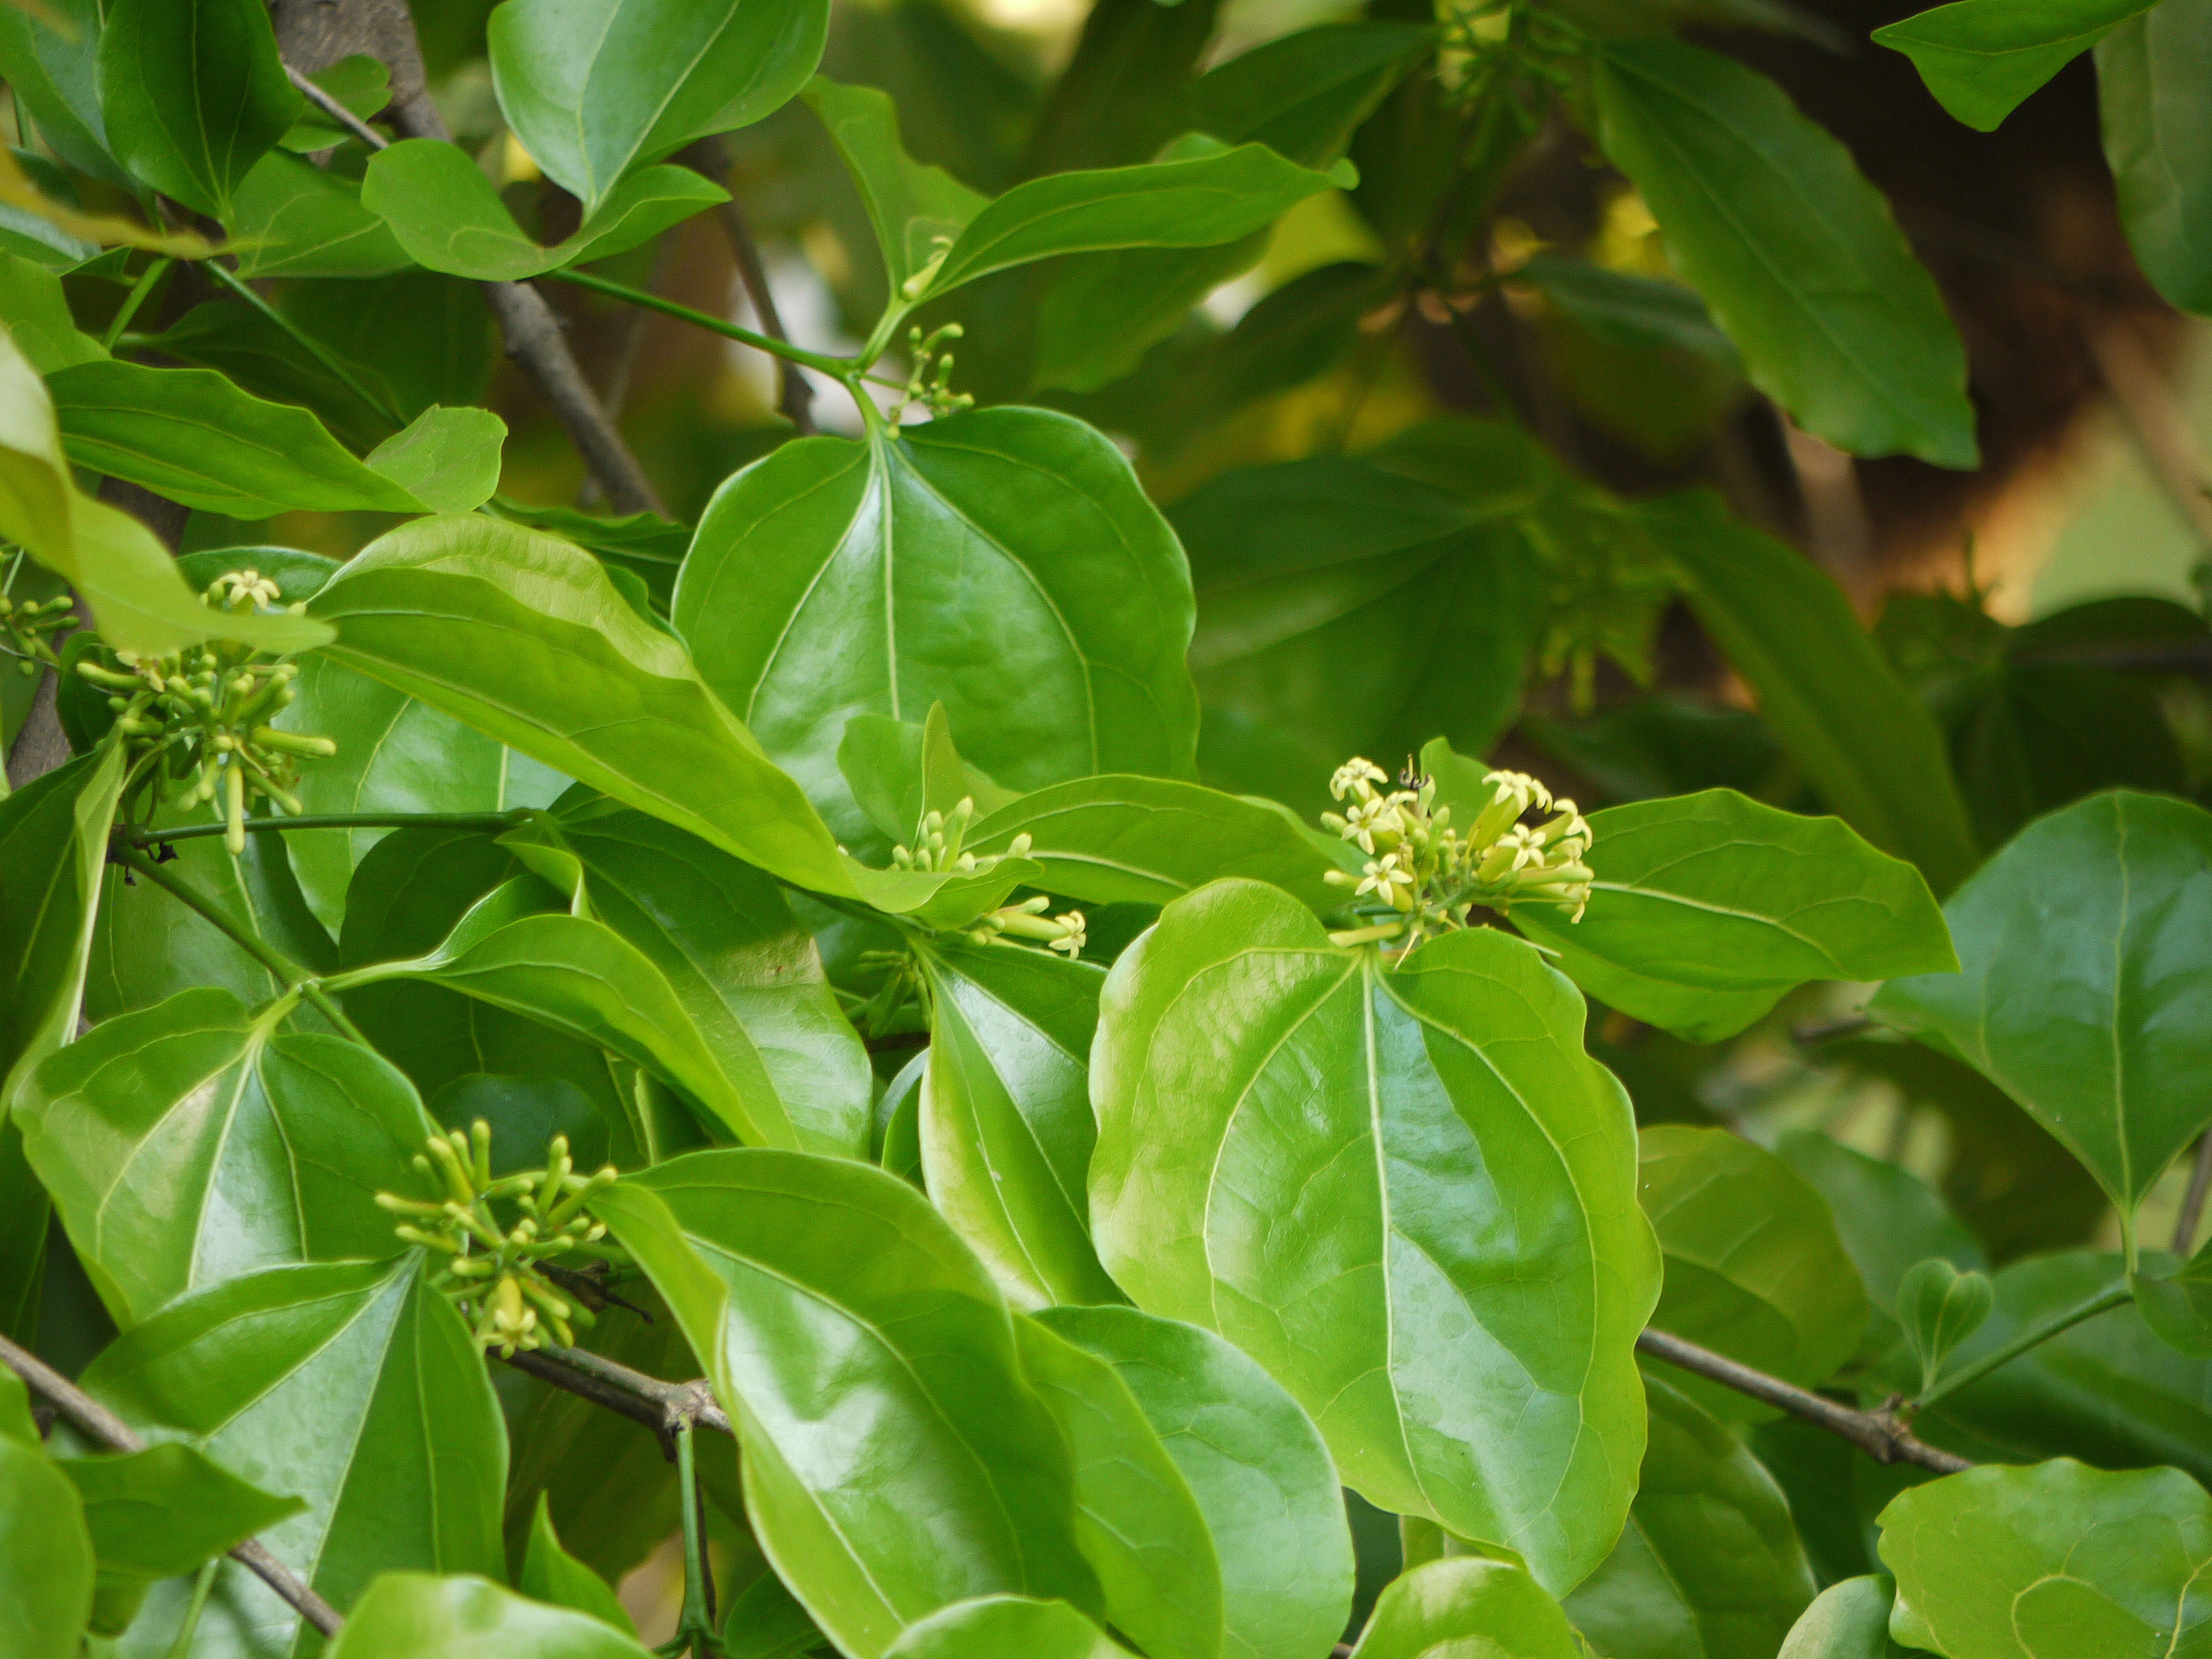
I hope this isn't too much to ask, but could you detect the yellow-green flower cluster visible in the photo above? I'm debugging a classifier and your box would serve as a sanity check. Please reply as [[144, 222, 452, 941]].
[[1321, 756, 1593, 941], [888, 795, 1031, 875], [377, 1125, 620, 1358], [966, 894, 1087, 958]]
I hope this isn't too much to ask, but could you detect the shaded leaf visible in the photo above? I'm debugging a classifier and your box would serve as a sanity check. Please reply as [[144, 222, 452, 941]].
[[521, 1493, 638, 1636], [0, 1433, 93, 1654], [0, 743, 124, 1106], [326, 1573, 654, 1659], [229, 149, 413, 280], [1875, 0, 2152, 132], [1897, 1258, 1996, 1394], [2096, 0, 2212, 316], [884, 1597, 1135, 1659], [365, 406, 507, 515], [1776, 1576, 1916, 1659], [804, 77, 989, 298]]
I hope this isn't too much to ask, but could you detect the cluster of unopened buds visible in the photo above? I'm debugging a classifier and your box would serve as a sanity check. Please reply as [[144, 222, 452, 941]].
[[377, 1124, 621, 1358], [0, 589, 76, 671], [965, 894, 1087, 959], [1321, 757, 1593, 943], [894, 322, 973, 417], [81, 571, 336, 854], [889, 794, 1034, 877]]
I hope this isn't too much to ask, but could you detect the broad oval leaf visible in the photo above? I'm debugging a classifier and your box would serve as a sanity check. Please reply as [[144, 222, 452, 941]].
[[674, 407, 1198, 845], [1348, 1559, 1581, 1659], [1592, 40, 1976, 468], [366, 407, 509, 517], [1638, 1125, 1870, 1422], [2096, 2, 2212, 319], [489, 0, 828, 216], [17, 985, 430, 1326], [1514, 787, 1956, 1043], [1089, 879, 1659, 1594], [594, 1151, 1102, 1659], [1036, 1303, 1356, 1659], [1871, 790, 2212, 1229], [1877, 1459, 2212, 1657], [1874, 0, 2153, 132], [1777, 1577, 1915, 1659], [81, 1256, 507, 1658], [0, 1434, 92, 1655], [1561, 1374, 1816, 1659], [328, 1574, 655, 1659], [915, 936, 1120, 1308], [229, 150, 412, 280], [884, 1597, 1135, 1659]]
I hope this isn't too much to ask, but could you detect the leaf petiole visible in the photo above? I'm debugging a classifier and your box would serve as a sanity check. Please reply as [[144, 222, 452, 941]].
[[1912, 1277, 2133, 1411]]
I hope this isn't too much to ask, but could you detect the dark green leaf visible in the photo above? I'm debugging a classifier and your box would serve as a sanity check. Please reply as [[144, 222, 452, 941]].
[[0, 1434, 93, 1654], [1776, 1576, 1916, 1659], [1089, 879, 1658, 1594], [279, 55, 392, 152], [17, 985, 430, 1325], [1512, 255, 1740, 365], [229, 149, 413, 279], [1036, 1304, 1355, 1659], [82, 1256, 507, 1654], [95, 0, 302, 220], [1562, 1374, 1815, 1659], [0, 0, 130, 189], [365, 406, 507, 515], [1348, 1559, 1581, 1659], [0, 744, 124, 1105], [489, 0, 829, 215], [837, 707, 1021, 848], [1872, 790, 2212, 1229], [0, 248, 103, 373], [1639, 1125, 1869, 1421], [594, 1151, 1101, 1659], [327, 1573, 656, 1658], [721, 1567, 836, 1659], [1592, 40, 1976, 467], [2096, 0, 2212, 316], [2133, 1234, 2212, 1356], [674, 408, 1198, 847], [883, 1597, 1134, 1659], [1897, 1258, 1995, 1393], [522, 1492, 638, 1635], [1513, 786, 1955, 1043], [876, 1048, 925, 1185], [1875, 0, 2151, 132], [1642, 493, 1979, 894]]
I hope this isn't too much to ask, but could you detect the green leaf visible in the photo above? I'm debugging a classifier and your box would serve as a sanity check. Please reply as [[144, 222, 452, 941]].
[[1639, 1125, 1870, 1422], [915, 937, 1120, 1308], [1877, 1459, 2212, 1657], [81, 1256, 507, 1653], [359, 140, 729, 281], [0, 247, 103, 373], [0, 744, 124, 1107], [1035, 1304, 1355, 1659], [2096, 0, 2212, 316], [95, 0, 302, 221], [0, 1434, 93, 1654], [1562, 1374, 1816, 1659], [884, 1597, 1135, 1659], [522, 1493, 638, 1636], [17, 985, 430, 1325], [0, 0, 129, 190], [488, 0, 828, 216], [1591, 40, 1976, 468], [1348, 1559, 1582, 1659], [46, 358, 424, 519], [1013, 1314, 1222, 1659], [674, 408, 1198, 847], [1513, 255, 1741, 366], [1875, 0, 2151, 132], [1089, 879, 1658, 1594], [837, 706, 1022, 848], [593, 1152, 1101, 1659], [1776, 1577, 1916, 1659], [1641, 493, 1979, 895], [328, 1573, 656, 1659], [2133, 1235, 2212, 1356], [509, 804, 873, 1157], [279, 55, 392, 152], [366, 406, 508, 515], [0, 1366, 35, 1446], [1512, 786, 1956, 1043], [963, 775, 1343, 910], [876, 1049, 925, 1185], [1897, 1258, 1996, 1394], [804, 78, 990, 300], [229, 149, 414, 279], [1872, 791, 2212, 1230]]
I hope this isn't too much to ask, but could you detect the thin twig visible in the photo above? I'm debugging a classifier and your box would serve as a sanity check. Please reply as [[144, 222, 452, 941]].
[[283, 64, 387, 150], [546, 268, 858, 379], [1635, 1327, 1972, 1474], [127, 811, 523, 848], [1918, 1280, 2134, 1411], [2176, 1135, 2212, 1256], [503, 1343, 730, 1439], [0, 1332, 345, 1637], [681, 136, 815, 434]]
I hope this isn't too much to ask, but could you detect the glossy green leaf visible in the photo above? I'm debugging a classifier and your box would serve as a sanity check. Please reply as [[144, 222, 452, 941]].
[[1777, 1577, 1916, 1659], [359, 139, 729, 281], [0, 0, 129, 189], [1878, 1459, 2212, 1657], [805, 78, 990, 298], [964, 775, 1343, 910], [1013, 1314, 1222, 1659], [1639, 1125, 1870, 1422], [95, 0, 301, 220], [1513, 786, 1955, 1042], [2097, 0, 2212, 316], [46, 358, 424, 520], [230, 149, 414, 279], [327, 1573, 656, 1659], [1872, 791, 2212, 1229], [0, 743, 124, 1106], [17, 985, 430, 1326], [521, 1493, 637, 1636], [594, 1152, 1100, 1659], [1592, 41, 1975, 468], [837, 707, 1021, 848], [1642, 493, 1978, 894], [1897, 1258, 1995, 1394], [489, 0, 828, 216], [366, 406, 508, 515], [1874, 0, 2151, 131], [1349, 1559, 1581, 1659], [305, 514, 1022, 919], [914, 936, 1120, 1308], [1089, 879, 1658, 1594], [509, 804, 873, 1157], [0, 1433, 93, 1655], [1036, 1304, 1355, 1659], [1562, 1375, 1815, 1659], [884, 1597, 1135, 1659], [674, 408, 1198, 846], [82, 1256, 507, 1655]]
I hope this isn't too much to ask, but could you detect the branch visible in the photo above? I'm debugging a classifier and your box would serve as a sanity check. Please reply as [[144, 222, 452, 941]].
[[1635, 1327, 1972, 1474], [0, 1332, 345, 1638], [680, 137, 816, 435], [503, 1343, 730, 1441], [126, 810, 523, 849]]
